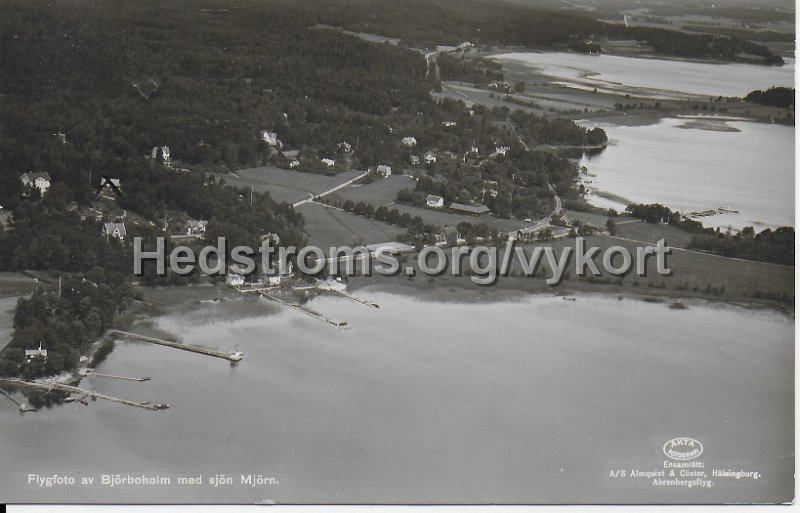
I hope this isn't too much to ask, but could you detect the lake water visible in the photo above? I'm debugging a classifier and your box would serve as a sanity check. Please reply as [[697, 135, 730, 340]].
[[493, 52, 795, 99], [578, 117, 794, 231], [0, 290, 793, 503]]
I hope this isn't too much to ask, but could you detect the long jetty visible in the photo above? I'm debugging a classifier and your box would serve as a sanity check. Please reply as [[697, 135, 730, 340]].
[[257, 291, 347, 327], [332, 290, 380, 309], [0, 377, 163, 411], [106, 329, 243, 362], [82, 371, 151, 382]]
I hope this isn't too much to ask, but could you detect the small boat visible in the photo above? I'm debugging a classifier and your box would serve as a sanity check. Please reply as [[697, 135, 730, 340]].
[[228, 351, 244, 361]]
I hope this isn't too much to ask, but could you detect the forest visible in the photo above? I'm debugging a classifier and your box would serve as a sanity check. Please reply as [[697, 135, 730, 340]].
[[0, 0, 788, 378], [745, 87, 795, 108], [688, 227, 795, 266]]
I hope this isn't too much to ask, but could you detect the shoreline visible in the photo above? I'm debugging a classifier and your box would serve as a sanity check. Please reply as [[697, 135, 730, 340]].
[[3, 270, 791, 390], [345, 272, 794, 315]]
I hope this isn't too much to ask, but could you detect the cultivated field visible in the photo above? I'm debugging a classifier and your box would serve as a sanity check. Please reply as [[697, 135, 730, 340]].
[[0, 272, 37, 298], [297, 203, 406, 250], [391, 203, 527, 232], [328, 175, 417, 207], [218, 166, 365, 205], [351, 233, 793, 304]]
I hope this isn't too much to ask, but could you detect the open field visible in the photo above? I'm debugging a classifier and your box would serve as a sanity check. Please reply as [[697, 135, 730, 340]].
[[0, 296, 20, 351], [349, 232, 793, 306], [296, 202, 406, 250], [0, 272, 38, 297], [328, 175, 417, 207], [391, 203, 531, 232], [217, 166, 364, 205], [612, 219, 699, 248]]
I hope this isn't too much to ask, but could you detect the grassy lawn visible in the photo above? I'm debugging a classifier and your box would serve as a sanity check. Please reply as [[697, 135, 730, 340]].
[[296, 203, 406, 250], [217, 166, 364, 204], [328, 175, 417, 207]]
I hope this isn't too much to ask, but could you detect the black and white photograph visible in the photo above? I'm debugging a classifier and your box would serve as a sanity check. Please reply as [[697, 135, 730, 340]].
[[0, 0, 795, 507]]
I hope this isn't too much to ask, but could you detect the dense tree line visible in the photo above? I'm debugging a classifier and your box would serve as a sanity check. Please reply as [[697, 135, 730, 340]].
[[689, 227, 794, 266], [625, 203, 710, 233], [745, 87, 795, 108]]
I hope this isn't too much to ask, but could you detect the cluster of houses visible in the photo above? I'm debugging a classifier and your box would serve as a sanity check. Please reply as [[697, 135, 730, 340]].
[[226, 261, 294, 288], [488, 81, 512, 93], [270, 129, 358, 172], [100, 217, 209, 242]]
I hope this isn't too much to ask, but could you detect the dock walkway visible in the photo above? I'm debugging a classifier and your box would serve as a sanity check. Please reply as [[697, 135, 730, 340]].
[[106, 329, 243, 362], [0, 378, 164, 411]]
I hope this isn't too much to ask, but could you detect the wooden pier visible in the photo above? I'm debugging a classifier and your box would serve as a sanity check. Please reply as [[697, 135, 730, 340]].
[[332, 290, 380, 309], [106, 329, 243, 362], [257, 291, 347, 327], [0, 378, 165, 411], [81, 370, 151, 382]]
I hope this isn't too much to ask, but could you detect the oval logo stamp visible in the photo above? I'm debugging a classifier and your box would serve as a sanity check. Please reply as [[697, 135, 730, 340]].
[[663, 438, 703, 461]]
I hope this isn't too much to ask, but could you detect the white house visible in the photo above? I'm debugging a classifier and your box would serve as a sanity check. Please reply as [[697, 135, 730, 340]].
[[103, 222, 127, 240], [338, 141, 352, 153], [426, 194, 444, 208], [321, 158, 336, 168], [493, 145, 510, 157], [261, 131, 279, 146], [410, 155, 420, 165], [20, 172, 52, 194], [25, 342, 48, 361], [263, 274, 282, 286], [401, 136, 417, 147], [289, 159, 300, 169], [226, 273, 245, 286], [424, 152, 437, 164], [161, 145, 172, 167], [185, 219, 208, 235], [442, 121, 457, 127], [376, 165, 392, 177]]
